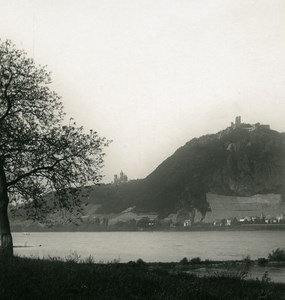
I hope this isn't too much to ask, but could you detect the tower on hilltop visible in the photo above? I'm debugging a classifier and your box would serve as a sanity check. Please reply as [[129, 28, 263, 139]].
[[231, 116, 242, 128], [235, 116, 241, 126]]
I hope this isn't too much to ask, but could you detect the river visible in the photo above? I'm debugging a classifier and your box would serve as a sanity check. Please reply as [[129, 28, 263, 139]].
[[13, 230, 285, 282]]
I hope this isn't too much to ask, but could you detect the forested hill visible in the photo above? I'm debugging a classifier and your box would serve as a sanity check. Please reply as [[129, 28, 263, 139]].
[[87, 122, 285, 216]]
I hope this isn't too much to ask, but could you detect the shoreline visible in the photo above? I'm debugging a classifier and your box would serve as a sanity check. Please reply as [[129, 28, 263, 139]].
[[1, 255, 285, 299], [11, 223, 285, 232], [147, 259, 285, 283]]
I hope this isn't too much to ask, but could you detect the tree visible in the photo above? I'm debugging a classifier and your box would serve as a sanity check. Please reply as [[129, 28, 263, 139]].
[[0, 40, 109, 257]]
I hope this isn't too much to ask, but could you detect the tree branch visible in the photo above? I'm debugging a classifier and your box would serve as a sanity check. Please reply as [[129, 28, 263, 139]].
[[7, 158, 64, 187]]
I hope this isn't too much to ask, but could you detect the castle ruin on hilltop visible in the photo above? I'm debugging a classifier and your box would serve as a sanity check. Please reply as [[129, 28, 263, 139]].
[[230, 116, 270, 131], [113, 170, 128, 184]]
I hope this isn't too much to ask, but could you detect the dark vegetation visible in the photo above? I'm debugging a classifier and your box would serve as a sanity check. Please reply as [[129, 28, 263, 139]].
[[256, 248, 285, 266], [268, 248, 285, 262], [0, 256, 285, 300], [180, 256, 202, 265]]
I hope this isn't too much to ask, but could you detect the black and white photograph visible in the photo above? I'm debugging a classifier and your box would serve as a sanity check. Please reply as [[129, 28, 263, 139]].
[[0, 0, 285, 299]]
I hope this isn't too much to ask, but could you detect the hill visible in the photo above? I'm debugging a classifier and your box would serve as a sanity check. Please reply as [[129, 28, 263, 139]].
[[11, 118, 285, 228], [84, 119, 285, 217]]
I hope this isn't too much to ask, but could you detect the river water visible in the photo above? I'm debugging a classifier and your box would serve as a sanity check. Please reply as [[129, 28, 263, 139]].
[[13, 231, 285, 282]]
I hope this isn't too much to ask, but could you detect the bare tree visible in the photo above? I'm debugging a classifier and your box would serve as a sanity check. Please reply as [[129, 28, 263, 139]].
[[0, 40, 109, 257]]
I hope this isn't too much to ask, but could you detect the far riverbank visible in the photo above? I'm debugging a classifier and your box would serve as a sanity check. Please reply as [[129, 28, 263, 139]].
[[11, 223, 285, 232]]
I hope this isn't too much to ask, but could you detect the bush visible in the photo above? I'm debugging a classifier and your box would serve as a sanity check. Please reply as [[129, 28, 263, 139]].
[[179, 257, 189, 265], [257, 258, 269, 265], [211, 268, 248, 280], [136, 258, 147, 267], [243, 255, 252, 264], [190, 257, 201, 264], [65, 251, 81, 263], [268, 248, 285, 261], [261, 271, 271, 284]]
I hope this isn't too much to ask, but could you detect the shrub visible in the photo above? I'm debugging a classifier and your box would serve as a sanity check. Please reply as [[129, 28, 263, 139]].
[[257, 258, 269, 265], [180, 257, 189, 265], [136, 258, 147, 267], [268, 248, 285, 261], [261, 271, 271, 284], [84, 255, 95, 264], [65, 251, 81, 263], [127, 261, 136, 266], [212, 268, 248, 280], [190, 257, 201, 264], [243, 255, 252, 264]]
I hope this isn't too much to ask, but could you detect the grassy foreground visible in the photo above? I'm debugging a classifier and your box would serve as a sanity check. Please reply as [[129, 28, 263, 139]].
[[0, 257, 285, 300]]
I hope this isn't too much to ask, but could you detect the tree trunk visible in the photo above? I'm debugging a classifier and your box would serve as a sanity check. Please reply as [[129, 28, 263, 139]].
[[0, 160, 13, 258]]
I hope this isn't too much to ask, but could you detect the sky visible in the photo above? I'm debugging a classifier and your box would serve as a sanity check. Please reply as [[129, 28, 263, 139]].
[[0, 0, 285, 183]]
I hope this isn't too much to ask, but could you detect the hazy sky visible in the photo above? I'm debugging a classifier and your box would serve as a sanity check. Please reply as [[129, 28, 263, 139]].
[[1, 0, 285, 182]]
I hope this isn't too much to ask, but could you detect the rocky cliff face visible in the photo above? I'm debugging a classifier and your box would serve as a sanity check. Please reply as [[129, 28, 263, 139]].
[[210, 127, 285, 196]]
